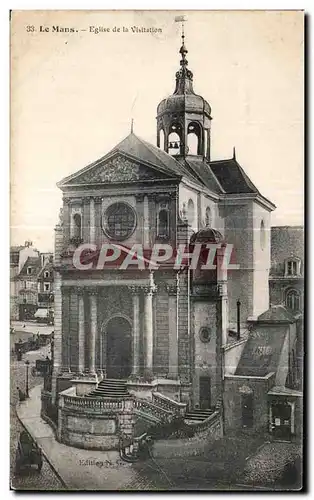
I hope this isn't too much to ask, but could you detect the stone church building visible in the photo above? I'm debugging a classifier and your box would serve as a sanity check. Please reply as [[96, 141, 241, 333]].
[[48, 34, 301, 448]]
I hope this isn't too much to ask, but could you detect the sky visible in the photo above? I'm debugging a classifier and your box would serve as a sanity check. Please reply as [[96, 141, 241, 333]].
[[10, 10, 304, 252]]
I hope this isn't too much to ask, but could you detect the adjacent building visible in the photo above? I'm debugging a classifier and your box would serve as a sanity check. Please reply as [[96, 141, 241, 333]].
[[10, 243, 54, 322]]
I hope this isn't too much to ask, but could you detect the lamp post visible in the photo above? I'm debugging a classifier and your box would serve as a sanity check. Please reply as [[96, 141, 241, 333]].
[[25, 360, 30, 398], [236, 299, 241, 341]]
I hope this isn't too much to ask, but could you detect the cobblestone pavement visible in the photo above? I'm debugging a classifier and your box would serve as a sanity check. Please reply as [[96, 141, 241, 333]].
[[240, 441, 302, 489], [10, 352, 65, 490]]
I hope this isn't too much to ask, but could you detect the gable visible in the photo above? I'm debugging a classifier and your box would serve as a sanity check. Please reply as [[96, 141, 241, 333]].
[[58, 152, 179, 188]]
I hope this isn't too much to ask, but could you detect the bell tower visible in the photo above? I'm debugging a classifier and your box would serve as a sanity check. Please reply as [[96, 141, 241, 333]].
[[156, 26, 212, 160]]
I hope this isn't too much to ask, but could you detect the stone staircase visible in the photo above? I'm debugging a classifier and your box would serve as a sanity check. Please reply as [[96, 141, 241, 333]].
[[86, 378, 129, 398], [184, 408, 214, 422]]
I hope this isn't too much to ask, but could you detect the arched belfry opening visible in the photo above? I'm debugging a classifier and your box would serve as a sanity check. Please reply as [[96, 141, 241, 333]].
[[187, 122, 203, 155], [156, 26, 212, 160], [168, 122, 182, 156]]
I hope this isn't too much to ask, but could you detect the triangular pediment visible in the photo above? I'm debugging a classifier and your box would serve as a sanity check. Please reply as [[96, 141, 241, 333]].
[[58, 151, 178, 187]]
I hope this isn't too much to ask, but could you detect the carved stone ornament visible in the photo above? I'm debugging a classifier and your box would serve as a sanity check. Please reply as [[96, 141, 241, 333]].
[[238, 385, 253, 394], [70, 156, 157, 184]]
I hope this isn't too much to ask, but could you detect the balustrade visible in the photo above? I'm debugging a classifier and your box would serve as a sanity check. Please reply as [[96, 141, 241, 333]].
[[184, 410, 220, 433], [62, 394, 130, 411], [133, 398, 173, 421], [152, 392, 187, 416]]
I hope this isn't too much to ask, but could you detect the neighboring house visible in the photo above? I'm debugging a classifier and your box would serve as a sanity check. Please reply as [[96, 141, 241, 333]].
[[269, 226, 304, 315], [269, 225, 304, 391], [10, 243, 54, 321], [10, 241, 40, 320], [37, 254, 54, 321], [15, 256, 42, 321]]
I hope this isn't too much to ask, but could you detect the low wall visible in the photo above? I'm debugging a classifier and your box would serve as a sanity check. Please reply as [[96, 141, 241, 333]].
[[57, 387, 135, 451], [151, 411, 223, 458], [224, 373, 275, 433]]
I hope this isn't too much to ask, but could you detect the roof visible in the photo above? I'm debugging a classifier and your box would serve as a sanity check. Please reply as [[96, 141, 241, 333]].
[[18, 257, 42, 278], [268, 386, 303, 397], [37, 260, 54, 279], [183, 157, 224, 193], [210, 158, 259, 194], [235, 323, 288, 377], [58, 133, 270, 201], [257, 305, 296, 323], [58, 133, 189, 187]]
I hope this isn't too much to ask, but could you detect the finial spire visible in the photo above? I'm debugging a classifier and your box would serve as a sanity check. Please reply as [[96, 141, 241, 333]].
[[131, 118, 134, 134], [233, 146, 236, 160], [174, 15, 193, 91]]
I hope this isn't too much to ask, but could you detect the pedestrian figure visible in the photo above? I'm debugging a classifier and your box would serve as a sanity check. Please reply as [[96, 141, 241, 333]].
[[16, 386, 26, 402], [17, 348, 22, 361]]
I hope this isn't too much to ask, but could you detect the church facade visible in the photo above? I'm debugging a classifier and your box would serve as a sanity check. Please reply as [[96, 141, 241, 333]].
[[51, 34, 276, 415]]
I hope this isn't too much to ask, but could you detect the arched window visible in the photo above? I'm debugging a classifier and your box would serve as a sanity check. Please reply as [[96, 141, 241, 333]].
[[286, 289, 301, 312], [205, 206, 212, 227], [187, 122, 202, 155], [157, 209, 169, 239], [73, 213, 82, 239], [168, 123, 182, 156], [260, 220, 265, 250], [187, 199, 195, 227]]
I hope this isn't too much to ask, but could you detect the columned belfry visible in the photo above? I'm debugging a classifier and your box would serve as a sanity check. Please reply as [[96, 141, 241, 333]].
[[156, 28, 212, 159]]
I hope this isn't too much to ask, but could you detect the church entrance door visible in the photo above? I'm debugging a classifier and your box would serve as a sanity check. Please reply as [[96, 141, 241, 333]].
[[106, 316, 132, 379]]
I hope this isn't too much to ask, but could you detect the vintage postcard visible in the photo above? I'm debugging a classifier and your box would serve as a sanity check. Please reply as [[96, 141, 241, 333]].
[[10, 10, 304, 491]]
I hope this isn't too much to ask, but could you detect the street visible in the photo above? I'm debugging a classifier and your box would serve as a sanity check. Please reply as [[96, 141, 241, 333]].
[[10, 323, 65, 491]]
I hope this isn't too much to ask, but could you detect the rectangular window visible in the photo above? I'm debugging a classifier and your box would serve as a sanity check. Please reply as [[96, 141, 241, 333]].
[[287, 260, 298, 276], [27, 267, 32, 275], [44, 282, 50, 292]]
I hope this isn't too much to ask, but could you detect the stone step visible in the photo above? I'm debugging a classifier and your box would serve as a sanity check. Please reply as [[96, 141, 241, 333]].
[[96, 385, 128, 390], [87, 394, 129, 398], [185, 409, 213, 421]]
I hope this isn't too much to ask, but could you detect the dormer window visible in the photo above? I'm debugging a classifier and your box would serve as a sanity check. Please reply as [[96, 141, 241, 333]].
[[285, 258, 301, 277], [27, 267, 32, 275], [44, 270, 50, 279]]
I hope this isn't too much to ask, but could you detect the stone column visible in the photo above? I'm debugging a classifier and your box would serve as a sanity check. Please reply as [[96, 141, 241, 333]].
[[94, 196, 102, 246], [143, 273, 156, 378], [143, 195, 150, 249], [88, 288, 97, 375], [129, 286, 141, 376], [77, 288, 85, 374], [166, 282, 178, 379], [90, 197, 96, 244]]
